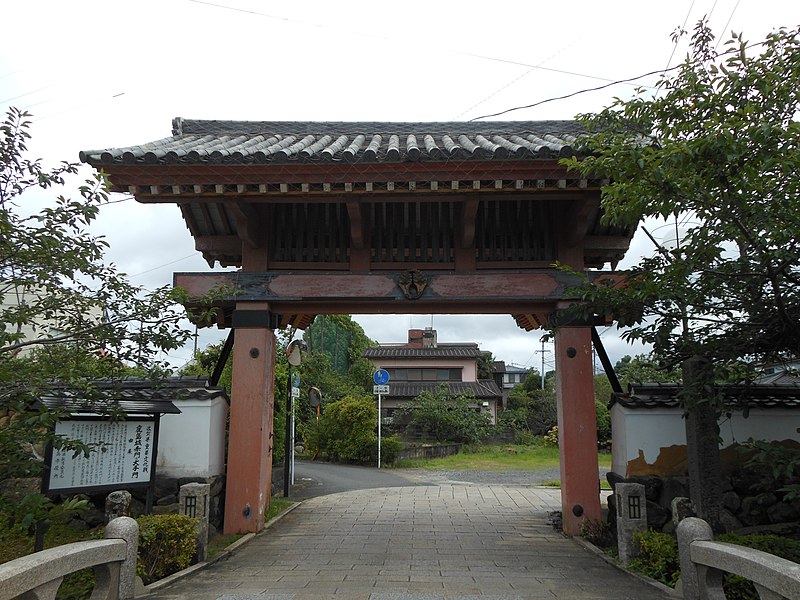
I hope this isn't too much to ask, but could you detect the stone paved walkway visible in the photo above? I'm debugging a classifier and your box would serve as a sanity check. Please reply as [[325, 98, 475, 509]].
[[145, 485, 674, 600]]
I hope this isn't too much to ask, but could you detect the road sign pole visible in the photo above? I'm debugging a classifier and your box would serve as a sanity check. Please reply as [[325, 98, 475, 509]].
[[291, 394, 295, 484], [377, 392, 382, 469]]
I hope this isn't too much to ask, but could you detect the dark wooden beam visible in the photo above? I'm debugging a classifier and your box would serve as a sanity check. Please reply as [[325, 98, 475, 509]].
[[229, 202, 260, 248], [460, 197, 479, 249], [583, 235, 633, 251], [345, 199, 365, 249], [194, 235, 242, 253]]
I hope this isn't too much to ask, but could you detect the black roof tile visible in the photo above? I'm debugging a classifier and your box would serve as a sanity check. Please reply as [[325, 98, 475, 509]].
[[364, 345, 484, 359], [611, 382, 800, 410], [39, 377, 228, 415], [80, 119, 586, 166]]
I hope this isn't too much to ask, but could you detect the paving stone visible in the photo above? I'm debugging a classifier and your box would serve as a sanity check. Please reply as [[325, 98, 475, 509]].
[[144, 485, 672, 600]]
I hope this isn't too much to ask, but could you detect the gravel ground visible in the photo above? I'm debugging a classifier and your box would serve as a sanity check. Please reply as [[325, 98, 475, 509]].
[[392, 466, 570, 486]]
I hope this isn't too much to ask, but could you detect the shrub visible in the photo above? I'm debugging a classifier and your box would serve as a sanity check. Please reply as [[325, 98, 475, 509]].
[[543, 426, 559, 448], [380, 434, 403, 465], [580, 518, 613, 548], [626, 530, 681, 587], [625, 529, 800, 599], [398, 384, 490, 444], [136, 514, 198, 585], [319, 395, 377, 463], [595, 400, 612, 449]]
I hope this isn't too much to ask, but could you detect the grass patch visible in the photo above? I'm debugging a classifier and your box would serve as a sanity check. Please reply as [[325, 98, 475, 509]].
[[207, 533, 242, 559], [0, 521, 101, 566], [393, 443, 612, 472], [265, 497, 293, 523], [539, 479, 612, 489]]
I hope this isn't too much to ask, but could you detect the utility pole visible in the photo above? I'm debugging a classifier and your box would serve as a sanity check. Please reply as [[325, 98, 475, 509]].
[[536, 338, 551, 390]]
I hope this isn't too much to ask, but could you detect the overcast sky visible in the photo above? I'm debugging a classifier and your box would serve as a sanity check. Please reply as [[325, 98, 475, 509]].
[[2, 1, 796, 374]]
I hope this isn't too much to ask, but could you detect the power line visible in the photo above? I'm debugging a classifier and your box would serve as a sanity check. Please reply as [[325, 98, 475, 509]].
[[469, 63, 681, 121]]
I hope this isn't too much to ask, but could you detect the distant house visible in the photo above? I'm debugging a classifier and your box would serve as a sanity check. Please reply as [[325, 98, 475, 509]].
[[364, 328, 503, 424], [492, 361, 530, 408]]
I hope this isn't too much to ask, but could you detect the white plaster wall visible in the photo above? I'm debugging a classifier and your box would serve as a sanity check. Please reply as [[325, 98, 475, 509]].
[[157, 396, 228, 478], [375, 358, 478, 381], [611, 404, 800, 476]]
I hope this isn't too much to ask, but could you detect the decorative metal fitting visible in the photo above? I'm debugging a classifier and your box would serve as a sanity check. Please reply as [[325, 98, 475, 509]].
[[398, 270, 428, 300]]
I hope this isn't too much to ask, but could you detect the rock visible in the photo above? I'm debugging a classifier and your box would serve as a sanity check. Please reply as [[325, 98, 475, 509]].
[[646, 500, 670, 530], [719, 508, 743, 532], [209, 475, 225, 498], [82, 507, 107, 527], [153, 503, 179, 515], [671, 497, 695, 526], [722, 490, 741, 513], [767, 500, 800, 524], [731, 469, 769, 497], [606, 471, 626, 491], [659, 477, 690, 511], [661, 520, 676, 535], [739, 495, 773, 526], [157, 494, 178, 506], [68, 517, 91, 531], [154, 477, 179, 499], [631, 476, 663, 502]]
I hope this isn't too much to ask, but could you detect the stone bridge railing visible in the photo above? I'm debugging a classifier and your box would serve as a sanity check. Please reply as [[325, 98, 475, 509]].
[[0, 516, 138, 600], [677, 517, 800, 600]]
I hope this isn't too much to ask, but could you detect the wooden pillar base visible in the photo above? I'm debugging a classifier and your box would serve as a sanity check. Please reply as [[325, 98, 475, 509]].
[[555, 326, 601, 535], [223, 319, 276, 534]]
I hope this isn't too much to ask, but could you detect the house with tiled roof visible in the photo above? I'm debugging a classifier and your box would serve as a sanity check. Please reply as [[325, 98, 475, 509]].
[[364, 328, 502, 424]]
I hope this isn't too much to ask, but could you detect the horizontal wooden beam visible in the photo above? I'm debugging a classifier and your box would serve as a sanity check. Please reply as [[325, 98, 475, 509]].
[[173, 269, 624, 319]]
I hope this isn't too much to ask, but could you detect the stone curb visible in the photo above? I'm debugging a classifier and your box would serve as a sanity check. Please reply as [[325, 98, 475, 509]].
[[139, 501, 302, 596], [572, 536, 681, 598]]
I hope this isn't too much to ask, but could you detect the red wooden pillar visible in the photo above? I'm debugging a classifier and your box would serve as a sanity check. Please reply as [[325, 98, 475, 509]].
[[555, 326, 600, 535], [223, 302, 276, 534]]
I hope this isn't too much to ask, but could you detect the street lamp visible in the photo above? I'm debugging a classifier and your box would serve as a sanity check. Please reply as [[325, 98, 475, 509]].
[[284, 339, 307, 497]]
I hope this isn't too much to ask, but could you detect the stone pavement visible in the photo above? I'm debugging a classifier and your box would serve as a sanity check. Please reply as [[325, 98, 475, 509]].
[[144, 485, 674, 600]]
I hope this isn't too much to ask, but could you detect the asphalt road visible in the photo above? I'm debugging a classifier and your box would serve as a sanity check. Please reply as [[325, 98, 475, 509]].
[[287, 460, 571, 500]]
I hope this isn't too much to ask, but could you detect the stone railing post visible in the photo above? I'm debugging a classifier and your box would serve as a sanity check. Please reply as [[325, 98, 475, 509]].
[[677, 516, 713, 600], [180, 482, 211, 561], [105, 490, 132, 523], [105, 516, 139, 600], [615, 482, 647, 565]]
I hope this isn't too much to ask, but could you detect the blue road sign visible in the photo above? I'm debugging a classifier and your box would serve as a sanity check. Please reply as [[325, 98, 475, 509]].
[[373, 369, 390, 385], [292, 372, 300, 388]]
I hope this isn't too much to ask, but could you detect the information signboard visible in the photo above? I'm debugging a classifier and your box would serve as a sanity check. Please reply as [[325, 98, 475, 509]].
[[44, 418, 157, 494]]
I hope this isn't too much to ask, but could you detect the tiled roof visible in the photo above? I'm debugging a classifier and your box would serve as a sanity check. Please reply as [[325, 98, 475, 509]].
[[39, 377, 228, 415], [611, 383, 800, 410], [364, 344, 484, 359], [79, 119, 586, 166], [385, 380, 502, 400]]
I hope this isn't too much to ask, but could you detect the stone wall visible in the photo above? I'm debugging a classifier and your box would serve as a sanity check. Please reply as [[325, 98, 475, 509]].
[[606, 471, 800, 535]]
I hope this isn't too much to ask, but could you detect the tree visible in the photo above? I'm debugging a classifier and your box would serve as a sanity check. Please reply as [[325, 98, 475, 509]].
[[397, 384, 491, 444], [559, 22, 800, 529], [0, 108, 196, 532]]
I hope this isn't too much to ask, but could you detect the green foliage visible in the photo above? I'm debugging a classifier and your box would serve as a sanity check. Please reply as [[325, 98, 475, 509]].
[[0, 108, 194, 533], [742, 440, 800, 501], [136, 514, 198, 585], [380, 434, 403, 465], [503, 385, 557, 436], [626, 528, 800, 598], [626, 530, 681, 587], [558, 22, 800, 370], [614, 355, 682, 387], [595, 400, 612, 449], [319, 395, 378, 463], [397, 384, 491, 444], [542, 426, 559, 448]]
